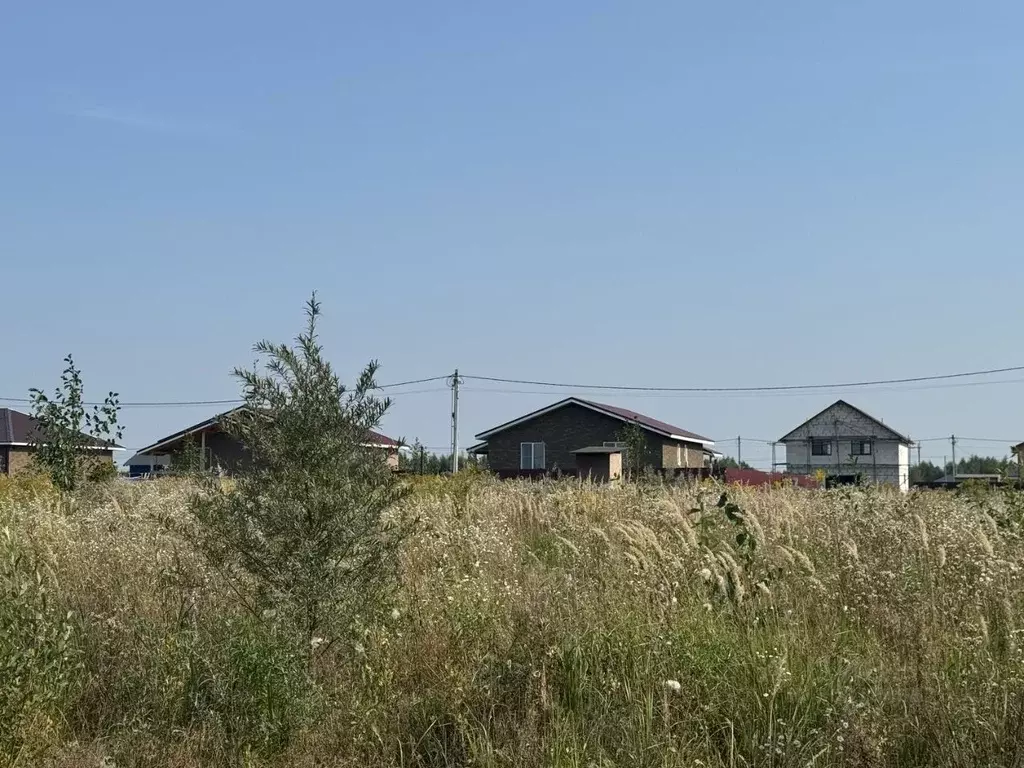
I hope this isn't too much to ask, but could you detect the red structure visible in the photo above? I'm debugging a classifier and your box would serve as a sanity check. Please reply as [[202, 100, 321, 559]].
[[724, 468, 818, 489]]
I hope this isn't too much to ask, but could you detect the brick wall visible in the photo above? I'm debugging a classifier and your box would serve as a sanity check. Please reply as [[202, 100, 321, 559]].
[[4, 446, 115, 476], [482, 403, 690, 472], [8, 447, 34, 474], [661, 440, 706, 469]]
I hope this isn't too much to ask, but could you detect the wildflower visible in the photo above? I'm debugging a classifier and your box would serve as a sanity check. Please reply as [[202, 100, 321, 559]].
[[699, 567, 713, 582], [310, 637, 325, 651], [663, 679, 681, 693], [390, 607, 401, 620]]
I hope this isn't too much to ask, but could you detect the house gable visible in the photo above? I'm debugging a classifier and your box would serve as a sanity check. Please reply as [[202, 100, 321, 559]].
[[779, 400, 911, 444], [474, 397, 712, 444]]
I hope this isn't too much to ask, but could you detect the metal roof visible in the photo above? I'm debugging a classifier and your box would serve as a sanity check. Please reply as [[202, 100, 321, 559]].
[[474, 397, 713, 445]]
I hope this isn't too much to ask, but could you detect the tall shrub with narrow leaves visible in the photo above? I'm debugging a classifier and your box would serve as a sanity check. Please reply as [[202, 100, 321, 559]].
[[189, 295, 410, 653]]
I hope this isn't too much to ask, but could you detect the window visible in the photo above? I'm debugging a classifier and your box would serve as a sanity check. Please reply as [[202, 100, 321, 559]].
[[520, 442, 546, 470], [811, 439, 832, 456], [851, 441, 872, 456], [603, 441, 627, 448]]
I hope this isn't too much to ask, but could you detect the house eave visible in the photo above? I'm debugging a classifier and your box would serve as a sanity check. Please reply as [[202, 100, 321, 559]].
[[1, 442, 123, 451]]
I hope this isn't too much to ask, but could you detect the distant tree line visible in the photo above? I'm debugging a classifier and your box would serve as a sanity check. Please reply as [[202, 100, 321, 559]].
[[399, 441, 483, 474], [910, 454, 1021, 484]]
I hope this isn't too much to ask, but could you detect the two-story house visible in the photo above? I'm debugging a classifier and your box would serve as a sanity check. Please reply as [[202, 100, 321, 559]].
[[779, 400, 912, 491]]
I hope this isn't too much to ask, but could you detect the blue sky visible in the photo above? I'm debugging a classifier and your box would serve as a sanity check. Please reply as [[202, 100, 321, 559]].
[[2, 1, 1023, 468]]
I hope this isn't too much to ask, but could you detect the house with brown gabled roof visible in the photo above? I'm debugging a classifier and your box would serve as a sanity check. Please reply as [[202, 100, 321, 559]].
[[0, 407, 122, 475], [131, 406, 403, 475], [467, 397, 714, 477]]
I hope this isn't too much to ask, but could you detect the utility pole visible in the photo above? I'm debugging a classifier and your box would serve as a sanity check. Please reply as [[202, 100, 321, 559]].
[[448, 369, 462, 473], [737, 436, 742, 466], [770, 441, 777, 473], [950, 434, 957, 479], [917, 443, 922, 466]]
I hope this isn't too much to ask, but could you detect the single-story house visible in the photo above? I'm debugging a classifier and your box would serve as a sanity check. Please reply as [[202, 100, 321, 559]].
[[779, 400, 913, 491], [124, 453, 171, 477], [0, 407, 122, 475], [467, 397, 714, 477], [1013, 442, 1024, 470], [131, 406, 403, 474]]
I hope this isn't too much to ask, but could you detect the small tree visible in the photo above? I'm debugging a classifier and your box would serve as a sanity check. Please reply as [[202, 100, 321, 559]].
[[617, 419, 648, 480], [189, 294, 410, 652], [28, 355, 121, 492], [172, 434, 206, 477]]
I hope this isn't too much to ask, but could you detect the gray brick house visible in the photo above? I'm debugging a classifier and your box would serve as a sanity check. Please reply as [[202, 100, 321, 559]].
[[467, 397, 714, 475], [779, 400, 912, 491]]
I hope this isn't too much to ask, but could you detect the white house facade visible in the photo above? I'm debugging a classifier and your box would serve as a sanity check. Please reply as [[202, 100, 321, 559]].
[[779, 400, 912, 491]]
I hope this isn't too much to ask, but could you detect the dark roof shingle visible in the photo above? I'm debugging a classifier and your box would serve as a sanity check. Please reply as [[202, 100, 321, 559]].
[[0, 407, 119, 448], [474, 397, 712, 444], [579, 399, 711, 443]]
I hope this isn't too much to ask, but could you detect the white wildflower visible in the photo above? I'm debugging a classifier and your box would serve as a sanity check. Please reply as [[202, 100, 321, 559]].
[[663, 679, 681, 693]]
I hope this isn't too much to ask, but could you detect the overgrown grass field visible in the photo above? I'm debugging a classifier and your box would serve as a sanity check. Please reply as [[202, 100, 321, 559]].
[[3, 474, 1024, 766]]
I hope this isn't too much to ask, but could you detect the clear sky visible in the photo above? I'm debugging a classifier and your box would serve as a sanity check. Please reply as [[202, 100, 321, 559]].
[[3, 1, 1023, 468]]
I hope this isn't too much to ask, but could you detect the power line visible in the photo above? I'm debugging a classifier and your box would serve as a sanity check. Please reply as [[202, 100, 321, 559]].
[[0, 395, 244, 408], [462, 364, 1024, 393], [377, 375, 450, 389], [0, 375, 452, 409], [461, 377, 1024, 399]]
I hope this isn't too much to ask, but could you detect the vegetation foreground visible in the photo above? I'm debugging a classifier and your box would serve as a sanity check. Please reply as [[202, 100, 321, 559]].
[[3, 475, 1024, 767]]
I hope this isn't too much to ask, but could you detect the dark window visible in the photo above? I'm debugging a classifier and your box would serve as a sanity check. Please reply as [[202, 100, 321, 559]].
[[520, 442, 546, 470], [851, 441, 872, 456], [811, 439, 832, 456]]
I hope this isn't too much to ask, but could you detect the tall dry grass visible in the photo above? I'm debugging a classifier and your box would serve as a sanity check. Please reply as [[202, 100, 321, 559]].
[[2, 473, 1024, 767]]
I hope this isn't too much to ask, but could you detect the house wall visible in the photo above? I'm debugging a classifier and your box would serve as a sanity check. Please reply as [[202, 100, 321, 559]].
[[4, 446, 115, 476], [483, 403, 664, 472], [158, 429, 399, 475], [782, 403, 910, 491], [661, 440, 706, 469], [8, 446, 34, 474]]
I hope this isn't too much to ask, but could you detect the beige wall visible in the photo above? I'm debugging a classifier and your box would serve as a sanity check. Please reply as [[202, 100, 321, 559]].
[[7, 446, 33, 474], [4, 446, 115, 476], [661, 441, 705, 469]]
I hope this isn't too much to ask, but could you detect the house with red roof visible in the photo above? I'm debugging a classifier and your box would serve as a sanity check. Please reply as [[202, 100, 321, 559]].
[[467, 397, 714, 478]]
